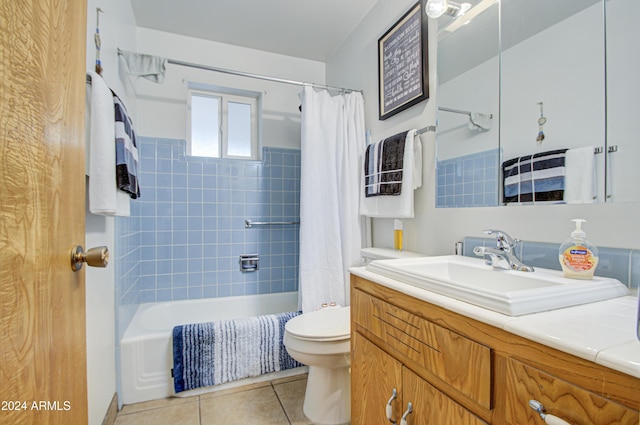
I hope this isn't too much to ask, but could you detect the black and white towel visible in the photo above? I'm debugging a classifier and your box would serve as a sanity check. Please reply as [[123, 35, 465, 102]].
[[364, 131, 408, 197], [113, 93, 140, 199], [359, 129, 422, 218], [172, 311, 302, 393], [502, 148, 568, 204]]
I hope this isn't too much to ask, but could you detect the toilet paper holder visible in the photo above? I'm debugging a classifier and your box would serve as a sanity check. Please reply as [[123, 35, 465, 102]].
[[239, 254, 259, 272]]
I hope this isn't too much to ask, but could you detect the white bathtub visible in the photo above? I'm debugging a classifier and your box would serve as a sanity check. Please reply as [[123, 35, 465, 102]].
[[120, 292, 304, 405]]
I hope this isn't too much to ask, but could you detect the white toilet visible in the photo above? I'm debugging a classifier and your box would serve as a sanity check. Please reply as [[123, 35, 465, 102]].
[[284, 247, 424, 425], [284, 306, 351, 424]]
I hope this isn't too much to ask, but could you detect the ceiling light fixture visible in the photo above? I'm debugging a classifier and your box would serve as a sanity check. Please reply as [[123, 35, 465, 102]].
[[438, 0, 498, 39], [425, 0, 472, 19]]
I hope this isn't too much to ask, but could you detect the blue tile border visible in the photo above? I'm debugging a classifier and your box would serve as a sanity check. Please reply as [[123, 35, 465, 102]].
[[436, 148, 500, 208]]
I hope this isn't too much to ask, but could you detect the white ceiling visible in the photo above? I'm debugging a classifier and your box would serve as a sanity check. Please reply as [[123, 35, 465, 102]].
[[129, 0, 380, 62]]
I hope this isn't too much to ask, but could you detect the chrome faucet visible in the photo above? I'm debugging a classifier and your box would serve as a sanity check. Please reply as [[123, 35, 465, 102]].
[[473, 229, 534, 272]]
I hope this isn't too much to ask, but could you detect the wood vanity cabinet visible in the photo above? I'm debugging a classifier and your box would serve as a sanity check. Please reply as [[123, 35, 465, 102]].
[[352, 331, 487, 425], [351, 275, 640, 425]]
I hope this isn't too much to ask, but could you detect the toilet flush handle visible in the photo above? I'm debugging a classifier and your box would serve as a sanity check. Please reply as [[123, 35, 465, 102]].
[[386, 388, 397, 425]]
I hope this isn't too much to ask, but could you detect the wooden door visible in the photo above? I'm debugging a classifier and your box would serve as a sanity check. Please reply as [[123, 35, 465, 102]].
[[0, 1, 88, 424], [351, 331, 404, 425]]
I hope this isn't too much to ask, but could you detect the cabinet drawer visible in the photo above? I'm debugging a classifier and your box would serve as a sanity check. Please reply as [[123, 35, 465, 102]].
[[504, 357, 639, 425], [352, 289, 492, 409]]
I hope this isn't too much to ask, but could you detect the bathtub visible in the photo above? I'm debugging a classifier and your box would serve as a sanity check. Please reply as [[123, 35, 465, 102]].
[[120, 292, 304, 405]]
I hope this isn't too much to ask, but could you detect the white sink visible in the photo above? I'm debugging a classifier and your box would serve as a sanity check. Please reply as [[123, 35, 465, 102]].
[[365, 255, 630, 316]]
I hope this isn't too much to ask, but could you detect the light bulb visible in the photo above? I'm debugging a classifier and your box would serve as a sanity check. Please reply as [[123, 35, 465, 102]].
[[425, 0, 449, 19]]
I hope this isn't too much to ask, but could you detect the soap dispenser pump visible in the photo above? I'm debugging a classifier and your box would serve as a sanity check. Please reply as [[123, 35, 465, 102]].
[[558, 219, 599, 279]]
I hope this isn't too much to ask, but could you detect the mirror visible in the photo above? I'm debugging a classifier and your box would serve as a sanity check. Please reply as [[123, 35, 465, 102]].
[[435, 0, 500, 208], [434, 0, 640, 208], [605, 0, 640, 202]]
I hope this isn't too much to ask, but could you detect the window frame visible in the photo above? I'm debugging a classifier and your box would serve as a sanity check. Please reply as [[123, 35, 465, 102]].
[[187, 85, 261, 160]]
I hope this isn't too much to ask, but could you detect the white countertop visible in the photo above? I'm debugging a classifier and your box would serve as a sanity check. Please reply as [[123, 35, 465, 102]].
[[350, 266, 640, 379]]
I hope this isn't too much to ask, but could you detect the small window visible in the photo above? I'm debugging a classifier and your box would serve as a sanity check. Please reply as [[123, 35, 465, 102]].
[[188, 87, 259, 160]]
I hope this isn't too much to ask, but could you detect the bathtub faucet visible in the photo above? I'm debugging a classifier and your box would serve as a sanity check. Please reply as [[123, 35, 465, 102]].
[[473, 229, 534, 272]]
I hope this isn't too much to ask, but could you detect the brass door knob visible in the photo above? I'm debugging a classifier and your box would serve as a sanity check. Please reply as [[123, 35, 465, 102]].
[[70, 245, 109, 271]]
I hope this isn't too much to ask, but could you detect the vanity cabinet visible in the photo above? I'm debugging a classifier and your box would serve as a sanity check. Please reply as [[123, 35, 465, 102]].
[[351, 274, 640, 425], [352, 331, 487, 425]]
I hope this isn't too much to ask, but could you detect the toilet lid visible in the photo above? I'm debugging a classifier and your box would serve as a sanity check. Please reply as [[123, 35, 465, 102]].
[[285, 307, 350, 341]]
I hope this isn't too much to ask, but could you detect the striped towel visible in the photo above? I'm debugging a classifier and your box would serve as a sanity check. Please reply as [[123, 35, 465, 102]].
[[172, 311, 302, 393], [502, 149, 568, 204], [364, 131, 408, 197], [113, 92, 140, 199]]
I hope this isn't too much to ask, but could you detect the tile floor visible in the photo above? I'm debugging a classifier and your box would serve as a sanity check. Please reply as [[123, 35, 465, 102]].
[[114, 374, 314, 425]]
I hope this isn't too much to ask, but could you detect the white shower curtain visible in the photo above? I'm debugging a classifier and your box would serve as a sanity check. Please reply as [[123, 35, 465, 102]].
[[299, 85, 366, 313]]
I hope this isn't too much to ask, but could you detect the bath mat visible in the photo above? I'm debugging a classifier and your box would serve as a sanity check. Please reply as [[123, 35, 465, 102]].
[[172, 310, 302, 393]]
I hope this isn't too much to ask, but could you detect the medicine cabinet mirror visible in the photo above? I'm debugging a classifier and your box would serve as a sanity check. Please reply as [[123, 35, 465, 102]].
[[434, 0, 640, 208]]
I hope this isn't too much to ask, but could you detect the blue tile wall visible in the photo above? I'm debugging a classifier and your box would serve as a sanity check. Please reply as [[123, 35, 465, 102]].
[[462, 236, 639, 288], [436, 148, 500, 208], [114, 211, 141, 339], [120, 137, 300, 304]]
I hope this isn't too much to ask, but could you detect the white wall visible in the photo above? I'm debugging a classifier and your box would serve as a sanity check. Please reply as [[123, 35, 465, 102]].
[[437, 56, 499, 160], [134, 28, 327, 149], [84, 0, 138, 423], [327, 0, 640, 254]]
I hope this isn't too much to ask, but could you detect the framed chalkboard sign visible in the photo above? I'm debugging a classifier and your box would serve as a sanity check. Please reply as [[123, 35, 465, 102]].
[[378, 1, 429, 120]]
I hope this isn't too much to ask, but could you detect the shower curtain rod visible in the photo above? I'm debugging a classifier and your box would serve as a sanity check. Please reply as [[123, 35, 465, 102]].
[[117, 48, 361, 94]]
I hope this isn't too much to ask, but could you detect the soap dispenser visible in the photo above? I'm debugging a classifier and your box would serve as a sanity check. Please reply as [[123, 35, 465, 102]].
[[558, 219, 599, 279]]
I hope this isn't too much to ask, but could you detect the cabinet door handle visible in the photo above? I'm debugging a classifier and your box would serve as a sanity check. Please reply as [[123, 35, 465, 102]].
[[400, 402, 413, 425], [386, 388, 397, 424], [529, 400, 571, 425]]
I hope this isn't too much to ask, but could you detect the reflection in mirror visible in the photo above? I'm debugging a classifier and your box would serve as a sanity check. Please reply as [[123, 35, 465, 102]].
[[435, 0, 500, 208], [501, 0, 605, 205], [606, 0, 640, 203], [435, 0, 640, 208]]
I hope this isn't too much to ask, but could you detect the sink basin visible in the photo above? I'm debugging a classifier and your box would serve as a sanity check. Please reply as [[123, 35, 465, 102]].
[[365, 255, 630, 316]]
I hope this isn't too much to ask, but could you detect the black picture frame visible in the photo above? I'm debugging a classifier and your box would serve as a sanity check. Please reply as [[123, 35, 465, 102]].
[[378, 1, 429, 120]]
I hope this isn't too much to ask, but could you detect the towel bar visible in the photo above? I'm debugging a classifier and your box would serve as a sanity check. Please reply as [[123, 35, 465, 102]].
[[244, 219, 300, 228]]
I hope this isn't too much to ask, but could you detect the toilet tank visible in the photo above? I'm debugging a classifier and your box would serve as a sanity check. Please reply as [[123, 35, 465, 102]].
[[360, 247, 425, 265]]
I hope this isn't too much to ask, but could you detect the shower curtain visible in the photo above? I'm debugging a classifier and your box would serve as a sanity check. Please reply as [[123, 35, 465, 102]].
[[299, 85, 366, 313]]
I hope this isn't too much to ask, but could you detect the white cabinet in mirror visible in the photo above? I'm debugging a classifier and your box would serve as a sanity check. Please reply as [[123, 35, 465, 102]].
[[434, 0, 640, 207]]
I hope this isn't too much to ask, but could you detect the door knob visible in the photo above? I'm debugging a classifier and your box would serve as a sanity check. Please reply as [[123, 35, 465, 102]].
[[70, 245, 109, 271]]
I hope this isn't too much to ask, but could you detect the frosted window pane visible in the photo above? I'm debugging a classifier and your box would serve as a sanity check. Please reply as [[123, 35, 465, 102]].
[[227, 102, 251, 157], [191, 95, 219, 157]]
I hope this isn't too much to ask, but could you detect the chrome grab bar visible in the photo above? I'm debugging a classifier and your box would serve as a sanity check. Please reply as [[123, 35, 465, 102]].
[[244, 219, 300, 228]]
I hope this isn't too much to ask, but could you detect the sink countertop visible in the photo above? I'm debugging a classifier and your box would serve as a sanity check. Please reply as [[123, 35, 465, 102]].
[[350, 266, 640, 379]]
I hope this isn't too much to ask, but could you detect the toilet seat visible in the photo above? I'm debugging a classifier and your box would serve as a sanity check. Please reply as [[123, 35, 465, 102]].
[[285, 306, 350, 342]]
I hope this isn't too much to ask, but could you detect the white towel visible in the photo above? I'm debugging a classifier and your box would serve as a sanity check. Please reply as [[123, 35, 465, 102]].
[[564, 146, 596, 204], [359, 129, 422, 218], [119, 50, 167, 83], [86, 71, 130, 216]]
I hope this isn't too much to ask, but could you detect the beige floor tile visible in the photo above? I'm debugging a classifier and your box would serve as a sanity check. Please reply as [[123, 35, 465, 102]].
[[274, 379, 313, 425], [115, 399, 200, 425], [198, 380, 272, 400], [119, 395, 198, 415], [270, 372, 308, 386], [200, 386, 290, 425]]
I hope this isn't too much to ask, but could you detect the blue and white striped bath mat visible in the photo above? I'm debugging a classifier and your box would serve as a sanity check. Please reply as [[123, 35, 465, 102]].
[[172, 310, 302, 393]]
